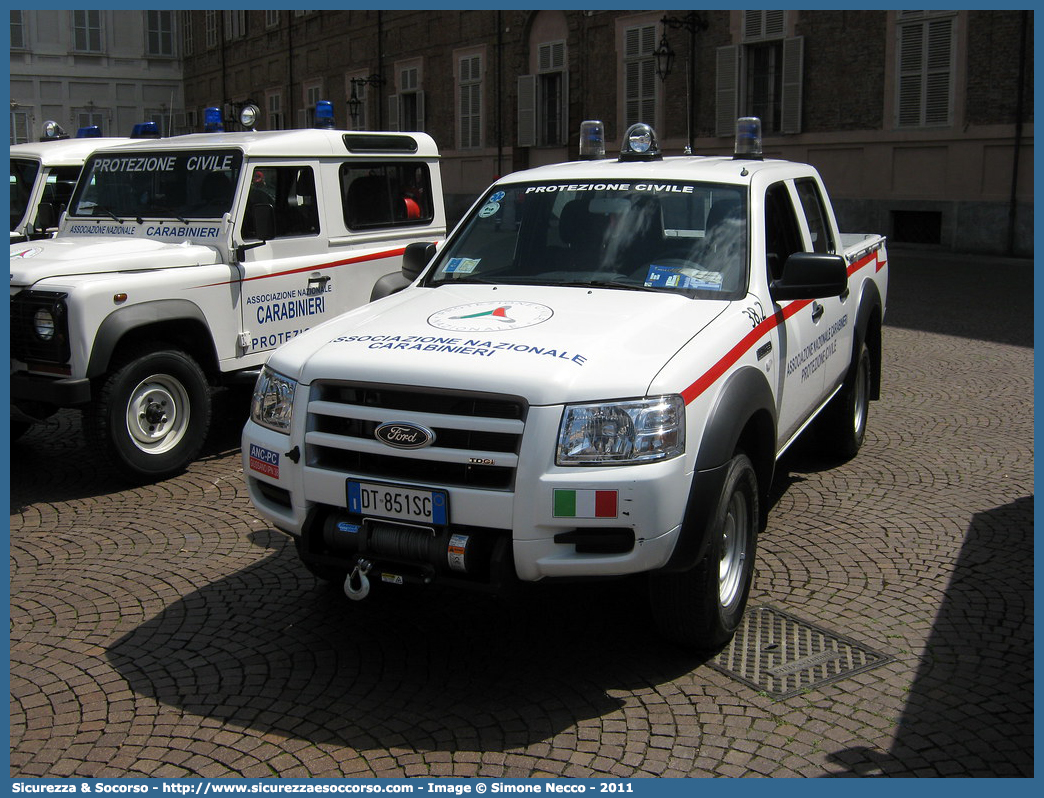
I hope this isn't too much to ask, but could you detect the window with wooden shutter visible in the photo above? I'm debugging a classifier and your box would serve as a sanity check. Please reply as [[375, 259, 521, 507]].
[[718, 11, 802, 135], [743, 10, 786, 42], [897, 12, 955, 127], [517, 74, 537, 148], [73, 10, 102, 53], [11, 10, 26, 50], [397, 66, 424, 132], [459, 54, 482, 149], [538, 40, 567, 146], [716, 45, 739, 137], [624, 25, 657, 129]]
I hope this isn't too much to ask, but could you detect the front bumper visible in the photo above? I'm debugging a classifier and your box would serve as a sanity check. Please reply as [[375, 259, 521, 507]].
[[11, 370, 91, 408], [243, 411, 693, 586]]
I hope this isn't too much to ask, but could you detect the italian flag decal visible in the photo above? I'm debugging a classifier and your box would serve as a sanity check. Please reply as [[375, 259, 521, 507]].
[[553, 489, 618, 519]]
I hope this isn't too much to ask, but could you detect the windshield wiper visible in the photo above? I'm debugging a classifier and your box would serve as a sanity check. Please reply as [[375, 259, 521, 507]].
[[94, 206, 124, 224], [150, 206, 191, 225], [558, 279, 661, 292]]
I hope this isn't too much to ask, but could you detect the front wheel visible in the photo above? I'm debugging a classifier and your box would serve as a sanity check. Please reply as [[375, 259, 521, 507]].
[[649, 453, 759, 650], [85, 345, 212, 482]]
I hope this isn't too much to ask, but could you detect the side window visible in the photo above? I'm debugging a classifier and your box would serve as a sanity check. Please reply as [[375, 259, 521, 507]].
[[41, 166, 82, 216], [795, 177, 835, 254], [243, 165, 319, 240], [764, 182, 803, 280], [341, 162, 433, 230]]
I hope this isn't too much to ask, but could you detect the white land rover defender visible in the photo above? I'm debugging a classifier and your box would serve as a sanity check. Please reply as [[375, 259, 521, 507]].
[[11, 132, 134, 244], [11, 121, 446, 480], [242, 119, 888, 648]]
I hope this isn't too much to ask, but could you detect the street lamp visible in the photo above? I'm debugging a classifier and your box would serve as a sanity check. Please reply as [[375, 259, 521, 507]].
[[348, 74, 386, 128], [656, 12, 707, 154]]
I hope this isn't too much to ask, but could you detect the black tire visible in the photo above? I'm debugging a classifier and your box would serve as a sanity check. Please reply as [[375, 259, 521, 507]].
[[11, 420, 32, 443], [84, 344, 212, 481], [650, 453, 759, 650], [821, 341, 871, 460], [293, 537, 349, 584]]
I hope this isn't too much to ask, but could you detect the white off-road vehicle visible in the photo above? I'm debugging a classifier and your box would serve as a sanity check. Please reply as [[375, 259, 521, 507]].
[[11, 123, 446, 480], [242, 119, 888, 648]]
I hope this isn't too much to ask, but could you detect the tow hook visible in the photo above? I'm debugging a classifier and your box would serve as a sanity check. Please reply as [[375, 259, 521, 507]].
[[344, 558, 373, 601]]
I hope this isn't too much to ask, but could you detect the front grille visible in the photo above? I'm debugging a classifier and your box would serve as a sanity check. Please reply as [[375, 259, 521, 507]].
[[307, 382, 527, 490]]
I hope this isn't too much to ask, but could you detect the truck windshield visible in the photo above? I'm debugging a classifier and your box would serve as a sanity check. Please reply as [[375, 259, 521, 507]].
[[10, 158, 39, 231], [427, 181, 748, 299], [68, 149, 244, 222]]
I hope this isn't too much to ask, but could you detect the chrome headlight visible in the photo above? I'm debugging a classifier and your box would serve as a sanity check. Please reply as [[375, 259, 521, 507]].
[[556, 395, 685, 466], [250, 366, 297, 434]]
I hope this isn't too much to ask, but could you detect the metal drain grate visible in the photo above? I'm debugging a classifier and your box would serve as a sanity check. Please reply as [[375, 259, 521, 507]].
[[710, 605, 894, 699]]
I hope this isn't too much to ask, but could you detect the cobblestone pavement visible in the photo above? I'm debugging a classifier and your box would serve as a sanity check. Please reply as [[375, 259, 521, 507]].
[[9, 247, 1033, 778]]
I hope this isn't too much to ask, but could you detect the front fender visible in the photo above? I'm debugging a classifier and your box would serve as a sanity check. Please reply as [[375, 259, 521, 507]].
[[86, 299, 212, 378], [662, 366, 775, 572]]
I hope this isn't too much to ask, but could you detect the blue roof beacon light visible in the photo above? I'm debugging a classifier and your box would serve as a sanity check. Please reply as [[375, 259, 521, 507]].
[[76, 125, 102, 138], [204, 106, 224, 133], [314, 100, 335, 129], [579, 120, 606, 160], [131, 121, 161, 139], [734, 116, 764, 160]]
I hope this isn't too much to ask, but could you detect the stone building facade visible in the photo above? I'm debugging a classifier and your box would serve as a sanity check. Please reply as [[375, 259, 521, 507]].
[[15, 9, 1032, 254]]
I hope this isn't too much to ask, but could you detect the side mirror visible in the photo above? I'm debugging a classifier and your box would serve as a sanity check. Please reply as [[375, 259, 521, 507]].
[[32, 202, 57, 236], [402, 241, 437, 281], [371, 242, 437, 302], [770, 252, 848, 301]]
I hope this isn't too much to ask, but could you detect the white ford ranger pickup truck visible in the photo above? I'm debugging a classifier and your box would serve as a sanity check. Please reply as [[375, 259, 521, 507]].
[[242, 119, 887, 648], [11, 125, 446, 481]]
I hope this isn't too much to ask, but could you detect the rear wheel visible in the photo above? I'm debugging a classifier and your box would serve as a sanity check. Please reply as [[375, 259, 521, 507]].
[[650, 453, 759, 650], [85, 344, 211, 481], [821, 341, 871, 459]]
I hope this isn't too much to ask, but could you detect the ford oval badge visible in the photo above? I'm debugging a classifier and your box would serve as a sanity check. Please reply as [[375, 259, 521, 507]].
[[374, 421, 436, 449]]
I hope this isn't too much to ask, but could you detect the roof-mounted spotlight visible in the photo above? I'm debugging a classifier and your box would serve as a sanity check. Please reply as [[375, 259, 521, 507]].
[[239, 103, 261, 131], [40, 120, 69, 141], [618, 123, 662, 162]]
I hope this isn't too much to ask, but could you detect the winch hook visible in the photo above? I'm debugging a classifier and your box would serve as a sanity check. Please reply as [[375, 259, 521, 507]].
[[344, 558, 373, 601]]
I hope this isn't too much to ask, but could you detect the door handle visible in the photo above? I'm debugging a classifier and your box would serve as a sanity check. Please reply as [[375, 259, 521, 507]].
[[811, 301, 825, 323], [307, 274, 331, 291]]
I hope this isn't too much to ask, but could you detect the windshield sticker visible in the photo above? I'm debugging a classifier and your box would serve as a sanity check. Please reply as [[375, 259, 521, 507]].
[[443, 257, 480, 274], [644, 264, 723, 291], [428, 301, 554, 332], [478, 202, 501, 218], [332, 333, 587, 367], [524, 183, 696, 195]]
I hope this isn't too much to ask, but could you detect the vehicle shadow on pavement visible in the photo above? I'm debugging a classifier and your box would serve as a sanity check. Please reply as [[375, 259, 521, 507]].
[[105, 537, 712, 752], [824, 496, 1034, 777], [9, 390, 248, 512]]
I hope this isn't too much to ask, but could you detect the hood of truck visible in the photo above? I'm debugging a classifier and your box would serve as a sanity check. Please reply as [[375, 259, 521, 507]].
[[10, 236, 222, 287], [270, 284, 728, 405]]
